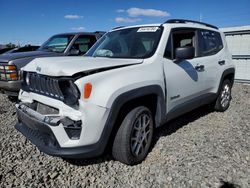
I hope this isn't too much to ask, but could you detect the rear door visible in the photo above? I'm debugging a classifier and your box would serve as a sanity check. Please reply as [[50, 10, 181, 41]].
[[163, 28, 205, 115], [197, 29, 224, 94]]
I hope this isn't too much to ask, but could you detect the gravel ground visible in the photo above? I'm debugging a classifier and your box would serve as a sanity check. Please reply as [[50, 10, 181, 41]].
[[0, 83, 250, 188]]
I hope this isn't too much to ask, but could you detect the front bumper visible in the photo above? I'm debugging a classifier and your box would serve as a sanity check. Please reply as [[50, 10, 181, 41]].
[[15, 104, 104, 159], [0, 80, 21, 96]]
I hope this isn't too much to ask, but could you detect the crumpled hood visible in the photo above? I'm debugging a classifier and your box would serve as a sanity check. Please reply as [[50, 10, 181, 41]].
[[22, 56, 143, 76], [0, 50, 56, 62]]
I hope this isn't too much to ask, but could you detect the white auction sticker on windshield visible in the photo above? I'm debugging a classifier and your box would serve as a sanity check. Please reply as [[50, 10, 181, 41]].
[[137, 27, 159, 32]]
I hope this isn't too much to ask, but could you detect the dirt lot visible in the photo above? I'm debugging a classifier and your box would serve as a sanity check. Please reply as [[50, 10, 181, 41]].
[[0, 83, 250, 188]]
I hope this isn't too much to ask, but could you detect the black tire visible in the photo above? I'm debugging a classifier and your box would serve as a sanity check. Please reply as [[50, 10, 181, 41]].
[[8, 96, 18, 103], [214, 79, 232, 112], [112, 106, 154, 165]]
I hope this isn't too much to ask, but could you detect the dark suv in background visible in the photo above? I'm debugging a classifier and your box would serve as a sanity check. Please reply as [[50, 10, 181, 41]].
[[0, 31, 104, 99], [2, 45, 40, 54]]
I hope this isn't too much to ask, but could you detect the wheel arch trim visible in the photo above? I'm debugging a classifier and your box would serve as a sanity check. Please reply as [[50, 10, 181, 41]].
[[97, 85, 166, 154], [217, 67, 235, 95]]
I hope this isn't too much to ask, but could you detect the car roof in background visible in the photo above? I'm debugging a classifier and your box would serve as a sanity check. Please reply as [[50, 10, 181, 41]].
[[53, 31, 106, 36]]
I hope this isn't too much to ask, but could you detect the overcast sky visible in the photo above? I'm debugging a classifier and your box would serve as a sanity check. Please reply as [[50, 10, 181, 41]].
[[0, 0, 250, 45]]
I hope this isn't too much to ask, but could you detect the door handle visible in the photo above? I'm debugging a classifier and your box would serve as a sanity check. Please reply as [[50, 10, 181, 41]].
[[218, 60, 225, 65], [195, 64, 205, 71]]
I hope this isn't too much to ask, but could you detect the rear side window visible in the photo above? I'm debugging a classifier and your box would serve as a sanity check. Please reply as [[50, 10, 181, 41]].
[[71, 35, 97, 55], [199, 30, 223, 56]]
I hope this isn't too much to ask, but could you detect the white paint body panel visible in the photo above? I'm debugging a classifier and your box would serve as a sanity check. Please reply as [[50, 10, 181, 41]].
[[23, 56, 143, 76], [19, 22, 235, 148]]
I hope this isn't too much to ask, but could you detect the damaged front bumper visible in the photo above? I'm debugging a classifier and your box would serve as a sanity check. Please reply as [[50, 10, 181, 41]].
[[15, 103, 104, 158]]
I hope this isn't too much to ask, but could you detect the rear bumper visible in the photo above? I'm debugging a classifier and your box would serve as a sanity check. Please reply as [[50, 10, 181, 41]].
[[15, 104, 104, 159], [0, 80, 21, 96]]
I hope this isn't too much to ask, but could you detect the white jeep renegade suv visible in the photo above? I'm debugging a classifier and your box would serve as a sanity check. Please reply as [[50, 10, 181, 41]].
[[16, 19, 235, 165]]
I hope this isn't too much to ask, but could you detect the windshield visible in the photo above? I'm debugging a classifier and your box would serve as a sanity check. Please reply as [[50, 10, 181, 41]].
[[86, 26, 163, 58], [39, 35, 74, 53]]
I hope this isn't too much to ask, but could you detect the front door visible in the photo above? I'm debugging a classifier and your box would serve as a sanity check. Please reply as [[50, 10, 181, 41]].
[[163, 28, 205, 115]]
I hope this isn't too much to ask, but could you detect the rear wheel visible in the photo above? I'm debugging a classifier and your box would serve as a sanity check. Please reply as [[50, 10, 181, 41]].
[[214, 79, 232, 111], [112, 106, 154, 165]]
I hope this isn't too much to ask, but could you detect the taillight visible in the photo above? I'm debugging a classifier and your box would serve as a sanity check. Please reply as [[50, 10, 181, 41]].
[[0, 65, 18, 81]]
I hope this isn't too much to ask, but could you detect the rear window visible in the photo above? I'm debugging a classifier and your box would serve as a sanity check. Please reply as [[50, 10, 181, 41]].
[[199, 30, 223, 56]]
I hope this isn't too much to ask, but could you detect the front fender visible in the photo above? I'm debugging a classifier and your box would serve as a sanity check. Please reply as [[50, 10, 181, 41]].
[[74, 61, 165, 108]]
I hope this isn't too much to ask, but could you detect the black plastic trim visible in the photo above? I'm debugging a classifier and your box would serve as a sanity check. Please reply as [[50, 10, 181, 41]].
[[217, 68, 235, 94], [166, 93, 217, 121], [22, 72, 80, 106]]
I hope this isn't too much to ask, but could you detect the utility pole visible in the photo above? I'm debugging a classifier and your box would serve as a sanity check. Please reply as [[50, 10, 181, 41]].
[[199, 13, 202, 22]]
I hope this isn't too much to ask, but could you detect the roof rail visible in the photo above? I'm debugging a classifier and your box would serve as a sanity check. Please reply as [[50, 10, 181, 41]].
[[165, 19, 218, 29], [112, 26, 125, 30]]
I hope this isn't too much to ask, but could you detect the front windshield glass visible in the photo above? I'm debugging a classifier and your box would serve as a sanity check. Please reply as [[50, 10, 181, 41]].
[[86, 26, 163, 58], [39, 35, 74, 53]]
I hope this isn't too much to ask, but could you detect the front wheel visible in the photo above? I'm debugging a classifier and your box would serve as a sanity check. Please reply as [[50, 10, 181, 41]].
[[214, 79, 232, 112], [112, 106, 154, 165], [8, 96, 18, 103]]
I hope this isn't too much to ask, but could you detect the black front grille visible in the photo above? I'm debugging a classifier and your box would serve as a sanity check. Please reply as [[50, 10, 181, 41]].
[[24, 72, 64, 101], [23, 72, 80, 106]]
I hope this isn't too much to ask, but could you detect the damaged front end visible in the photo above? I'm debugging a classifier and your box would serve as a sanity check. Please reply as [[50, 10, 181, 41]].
[[15, 101, 86, 158], [22, 71, 80, 107], [16, 102, 82, 141]]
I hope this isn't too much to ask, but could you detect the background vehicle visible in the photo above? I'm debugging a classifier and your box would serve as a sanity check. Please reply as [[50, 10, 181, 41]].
[[0, 31, 105, 98], [16, 19, 235, 165], [3, 45, 40, 54], [0, 47, 15, 54]]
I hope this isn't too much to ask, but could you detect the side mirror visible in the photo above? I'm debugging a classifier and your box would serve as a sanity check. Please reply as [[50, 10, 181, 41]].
[[69, 49, 80, 56], [175, 46, 195, 60]]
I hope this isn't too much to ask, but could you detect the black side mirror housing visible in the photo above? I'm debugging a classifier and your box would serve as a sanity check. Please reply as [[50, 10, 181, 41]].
[[175, 46, 195, 60], [69, 49, 80, 56]]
